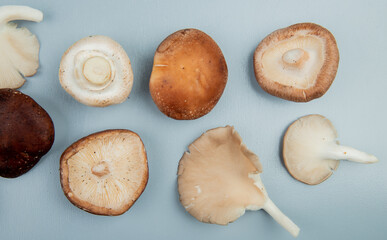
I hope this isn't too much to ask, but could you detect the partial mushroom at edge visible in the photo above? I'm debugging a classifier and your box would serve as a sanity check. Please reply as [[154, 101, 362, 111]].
[[253, 23, 339, 102], [0, 89, 54, 178], [59, 35, 133, 107], [0, 5, 43, 89], [283, 114, 378, 185], [178, 126, 300, 237]]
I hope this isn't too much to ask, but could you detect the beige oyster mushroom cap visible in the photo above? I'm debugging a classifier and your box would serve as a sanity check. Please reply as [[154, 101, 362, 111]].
[[283, 115, 378, 185], [254, 23, 339, 102], [178, 126, 300, 237], [0, 5, 43, 89], [60, 129, 148, 216], [59, 36, 133, 107]]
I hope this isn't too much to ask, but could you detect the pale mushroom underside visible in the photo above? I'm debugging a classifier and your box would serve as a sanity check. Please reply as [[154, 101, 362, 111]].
[[61, 130, 148, 215]]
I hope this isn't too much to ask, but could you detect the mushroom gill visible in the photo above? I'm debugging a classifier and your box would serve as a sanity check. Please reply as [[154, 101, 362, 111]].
[[178, 126, 300, 237], [254, 23, 339, 102], [0, 5, 43, 89], [60, 129, 148, 216]]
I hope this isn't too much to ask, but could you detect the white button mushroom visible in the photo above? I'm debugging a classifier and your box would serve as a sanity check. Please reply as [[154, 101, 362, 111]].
[[178, 126, 300, 237], [59, 36, 133, 107], [253, 23, 339, 102], [283, 115, 378, 185], [0, 5, 43, 89]]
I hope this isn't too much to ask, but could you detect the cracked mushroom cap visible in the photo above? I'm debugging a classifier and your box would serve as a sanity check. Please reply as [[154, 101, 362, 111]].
[[0, 5, 43, 89], [60, 129, 148, 216], [59, 36, 133, 107], [150, 29, 228, 120], [283, 115, 378, 185], [0, 89, 54, 178], [254, 23, 339, 102]]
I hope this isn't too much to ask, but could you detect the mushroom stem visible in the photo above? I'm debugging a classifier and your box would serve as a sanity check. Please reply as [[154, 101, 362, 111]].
[[263, 198, 300, 237], [0, 6, 43, 24], [325, 144, 378, 164], [282, 48, 309, 68]]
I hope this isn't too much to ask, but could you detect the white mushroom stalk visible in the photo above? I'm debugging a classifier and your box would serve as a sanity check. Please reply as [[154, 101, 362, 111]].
[[283, 115, 378, 185], [178, 126, 300, 237], [59, 36, 133, 107], [0, 5, 43, 89], [250, 173, 300, 237]]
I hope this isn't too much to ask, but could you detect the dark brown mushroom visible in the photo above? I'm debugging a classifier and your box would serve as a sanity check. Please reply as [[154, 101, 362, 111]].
[[0, 89, 55, 178]]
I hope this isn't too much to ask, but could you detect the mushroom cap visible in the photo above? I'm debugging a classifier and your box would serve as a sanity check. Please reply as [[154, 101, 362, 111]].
[[283, 114, 339, 185], [0, 6, 43, 89], [59, 35, 133, 107], [150, 29, 228, 120], [0, 89, 55, 178], [178, 126, 265, 225], [60, 129, 148, 216], [253, 23, 339, 102]]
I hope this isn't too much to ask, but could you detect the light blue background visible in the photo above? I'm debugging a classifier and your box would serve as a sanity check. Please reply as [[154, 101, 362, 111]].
[[0, 0, 386, 239]]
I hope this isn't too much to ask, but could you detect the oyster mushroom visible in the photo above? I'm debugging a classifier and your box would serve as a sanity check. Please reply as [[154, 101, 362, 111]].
[[60, 129, 148, 216], [178, 126, 300, 237], [0, 5, 43, 89], [150, 28, 228, 120], [0, 89, 54, 178], [59, 36, 133, 107], [253, 23, 339, 102], [283, 115, 378, 185]]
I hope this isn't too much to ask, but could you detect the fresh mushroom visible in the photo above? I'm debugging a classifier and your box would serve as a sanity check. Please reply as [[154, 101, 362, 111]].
[[178, 126, 300, 237], [0, 5, 43, 89], [0, 89, 54, 178], [283, 114, 378, 185], [253, 23, 339, 102], [59, 36, 133, 107], [60, 129, 148, 216], [150, 29, 228, 120]]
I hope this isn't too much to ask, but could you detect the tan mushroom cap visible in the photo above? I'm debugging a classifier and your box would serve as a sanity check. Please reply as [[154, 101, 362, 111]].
[[60, 129, 148, 216], [150, 29, 228, 120], [0, 6, 43, 89], [178, 126, 299, 237], [283, 115, 378, 185], [254, 23, 339, 102], [59, 36, 133, 107]]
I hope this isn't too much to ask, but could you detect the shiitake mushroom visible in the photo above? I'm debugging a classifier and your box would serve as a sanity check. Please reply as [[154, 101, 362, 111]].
[[0, 89, 54, 178]]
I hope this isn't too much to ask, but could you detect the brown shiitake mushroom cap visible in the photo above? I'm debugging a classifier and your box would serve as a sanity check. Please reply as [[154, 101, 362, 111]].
[[0, 89, 54, 178], [60, 129, 148, 216], [253, 23, 339, 102], [150, 29, 228, 120]]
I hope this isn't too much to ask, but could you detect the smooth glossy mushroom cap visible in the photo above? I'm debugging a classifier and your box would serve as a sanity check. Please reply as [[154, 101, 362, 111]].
[[60, 129, 148, 216], [254, 23, 339, 102], [283, 115, 339, 185], [59, 36, 133, 107], [0, 5, 43, 89], [0, 89, 54, 178], [150, 29, 228, 120], [178, 126, 264, 224]]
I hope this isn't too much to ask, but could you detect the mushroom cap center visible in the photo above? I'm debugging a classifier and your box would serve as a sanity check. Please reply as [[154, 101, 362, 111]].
[[282, 48, 309, 68], [91, 161, 110, 177], [83, 56, 111, 85]]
